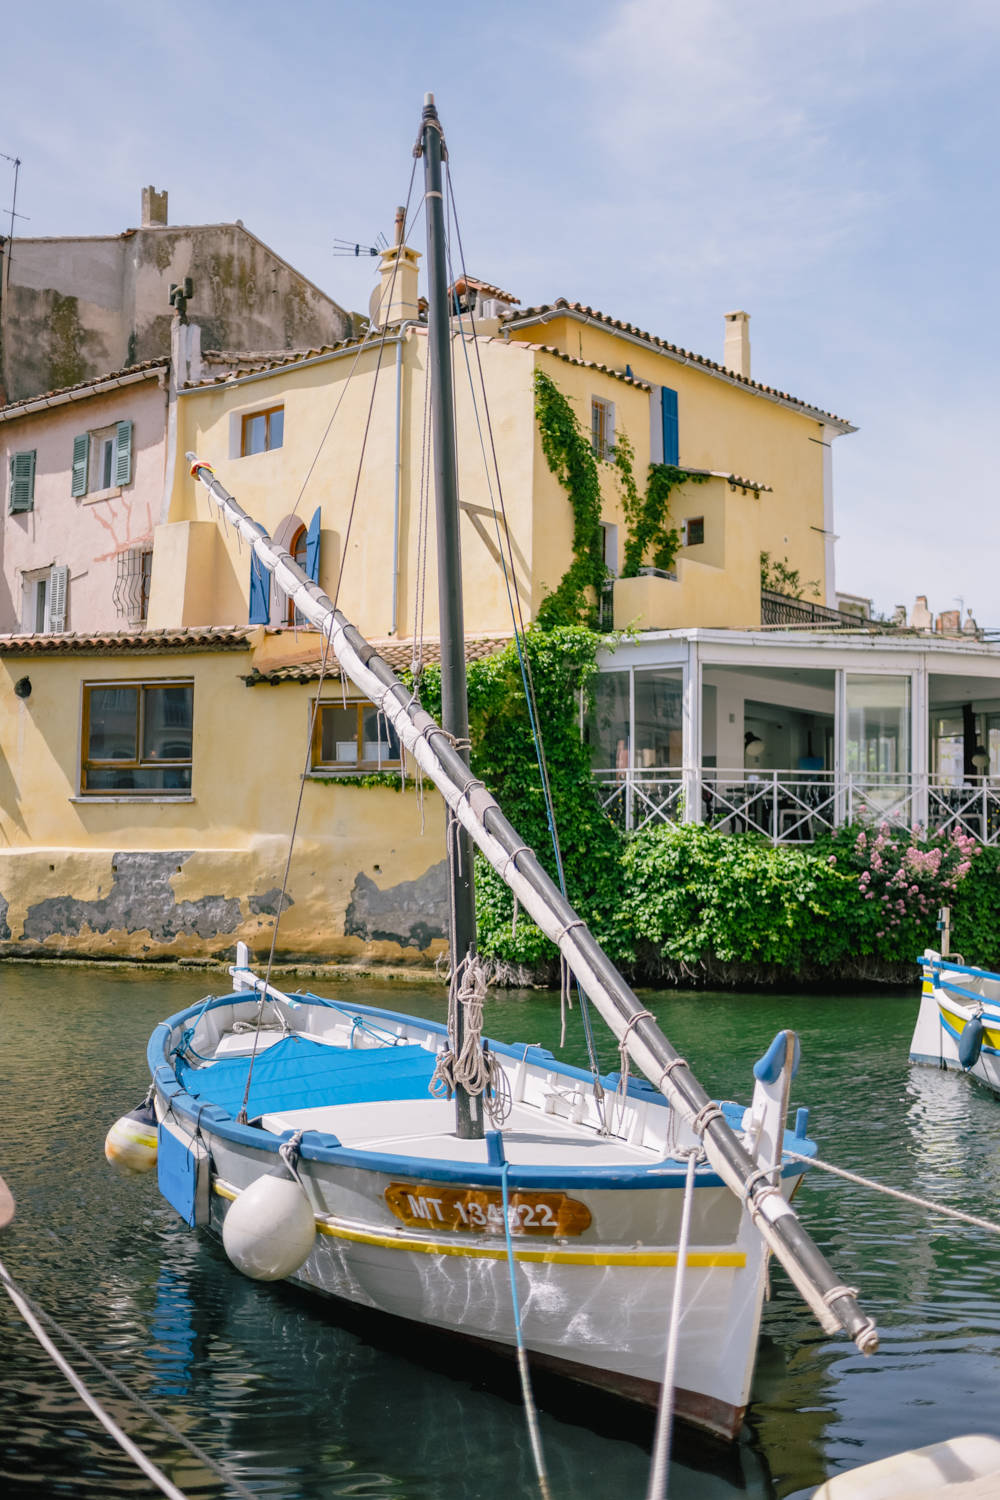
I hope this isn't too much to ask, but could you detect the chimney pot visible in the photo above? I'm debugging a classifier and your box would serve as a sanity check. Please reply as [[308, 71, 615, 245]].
[[723, 309, 751, 379], [141, 186, 168, 227]]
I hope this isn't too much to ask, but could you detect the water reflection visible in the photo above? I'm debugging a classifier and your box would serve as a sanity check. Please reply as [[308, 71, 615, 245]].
[[2, 970, 1000, 1497]]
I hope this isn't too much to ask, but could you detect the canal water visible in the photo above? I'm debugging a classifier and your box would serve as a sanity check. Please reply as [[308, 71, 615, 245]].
[[2, 965, 999, 1499]]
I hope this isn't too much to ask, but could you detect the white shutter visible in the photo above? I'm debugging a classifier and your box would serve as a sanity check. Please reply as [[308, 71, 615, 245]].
[[115, 420, 133, 487], [48, 566, 68, 633], [71, 434, 89, 497]]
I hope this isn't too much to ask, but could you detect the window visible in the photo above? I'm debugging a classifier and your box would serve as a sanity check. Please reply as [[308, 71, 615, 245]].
[[241, 407, 284, 456], [286, 524, 308, 626], [312, 701, 402, 771], [81, 681, 193, 794], [591, 399, 614, 461], [9, 450, 36, 513], [21, 565, 68, 633], [845, 675, 911, 775], [682, 516, 704, 547], [113, 549, 152, 624], [81, 419, 132, 496]]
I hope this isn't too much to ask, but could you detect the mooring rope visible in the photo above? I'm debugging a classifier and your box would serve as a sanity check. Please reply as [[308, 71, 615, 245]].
[[0, 1257, 258, 1500], [785, 1151, 1000, 1235], [500, 1159, 552, 1500], [646, 1149, 701, 1500], [429, 951, 512, 1124]]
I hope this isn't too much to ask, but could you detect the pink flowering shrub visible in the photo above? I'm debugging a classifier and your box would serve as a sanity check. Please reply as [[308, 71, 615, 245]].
[[815, 820, 979, 955]]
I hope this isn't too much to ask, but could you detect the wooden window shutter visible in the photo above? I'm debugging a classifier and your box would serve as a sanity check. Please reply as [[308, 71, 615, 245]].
[[49, 566, 69, 632], [9, 450, 36, 513], [662, 388, 679, 466], [249, 552, 271, 625], [115, 420, 133, 487], [305, 506, 321, 583], [71, 434, 90, 497]]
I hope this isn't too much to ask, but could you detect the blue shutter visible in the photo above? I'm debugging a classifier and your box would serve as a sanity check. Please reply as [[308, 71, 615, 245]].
[[249, 552, 271, 625], [115, 420, 133, 487], [71, 434, 90, 497], [662, 388, 679, 466], [305, 507, 321, 583]]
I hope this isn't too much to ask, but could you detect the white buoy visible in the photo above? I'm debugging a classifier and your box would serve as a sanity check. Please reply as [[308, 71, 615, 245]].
[[222, 1153, 316, 1281], [104, 1097, 158, 1176]]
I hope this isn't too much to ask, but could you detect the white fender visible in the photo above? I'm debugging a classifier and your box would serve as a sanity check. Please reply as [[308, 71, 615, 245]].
[[222, 1160, 316, 1281], [104, 1100, 158, 1176]]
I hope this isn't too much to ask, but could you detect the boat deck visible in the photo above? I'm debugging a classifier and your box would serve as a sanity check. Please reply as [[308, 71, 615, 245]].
[[260, 1097, 672, 1168]]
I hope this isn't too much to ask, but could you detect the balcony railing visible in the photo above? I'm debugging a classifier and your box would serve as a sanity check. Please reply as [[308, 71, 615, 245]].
[[592, 767, 1000, 845]]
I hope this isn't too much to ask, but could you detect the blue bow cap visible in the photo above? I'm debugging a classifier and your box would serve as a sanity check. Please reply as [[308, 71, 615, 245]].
[[753, 1030, 801, 1084]]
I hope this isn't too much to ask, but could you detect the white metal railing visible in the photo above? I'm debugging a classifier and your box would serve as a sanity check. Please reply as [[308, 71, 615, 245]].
[[591, 768, 1000, 845]]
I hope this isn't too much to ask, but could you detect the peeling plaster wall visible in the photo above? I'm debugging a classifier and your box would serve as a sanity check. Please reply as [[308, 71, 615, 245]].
[[1, 225, 353, 404], [0, 650, 448, 963], [345, 860, 449, 951]]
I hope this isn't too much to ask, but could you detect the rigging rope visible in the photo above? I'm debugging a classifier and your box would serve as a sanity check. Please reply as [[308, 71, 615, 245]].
[[785, 1151, 1000, 1236], [443, 163, 605, 1100], [500, 1159, 552, 1500], [236, 160, 420, 1123], [0, 1258, 194, 1500], [646, 1149, 701, 1500]]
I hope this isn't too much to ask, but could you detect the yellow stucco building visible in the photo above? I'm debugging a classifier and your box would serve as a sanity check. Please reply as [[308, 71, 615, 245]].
[[0, 235, 857, 962]]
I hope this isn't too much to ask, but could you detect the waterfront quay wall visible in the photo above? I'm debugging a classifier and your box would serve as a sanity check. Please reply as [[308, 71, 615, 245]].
[[0, 633, 449, 966]]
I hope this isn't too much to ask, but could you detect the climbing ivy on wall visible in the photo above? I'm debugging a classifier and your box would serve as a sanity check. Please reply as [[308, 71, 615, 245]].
[[616, 437, 709, 578], [533, 370, 607, 629]]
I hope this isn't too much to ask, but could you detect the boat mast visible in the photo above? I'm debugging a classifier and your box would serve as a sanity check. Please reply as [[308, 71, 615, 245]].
[[421, 93, 482, 1141]]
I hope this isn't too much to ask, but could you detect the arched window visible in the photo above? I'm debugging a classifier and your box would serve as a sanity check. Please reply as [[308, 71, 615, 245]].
[[287, 525, 307, 625]]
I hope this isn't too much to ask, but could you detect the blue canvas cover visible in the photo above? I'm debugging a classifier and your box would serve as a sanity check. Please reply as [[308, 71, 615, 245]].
[[177, 1037, 437, 1118]]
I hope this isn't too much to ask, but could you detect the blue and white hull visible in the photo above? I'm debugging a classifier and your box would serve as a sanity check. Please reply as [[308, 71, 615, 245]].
[[149, 985, 815, 1440], [910, 952, 1000, 1096]]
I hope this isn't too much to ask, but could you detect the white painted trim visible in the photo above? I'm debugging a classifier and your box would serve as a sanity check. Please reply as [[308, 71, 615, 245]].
[[69, 796, 195, 804]]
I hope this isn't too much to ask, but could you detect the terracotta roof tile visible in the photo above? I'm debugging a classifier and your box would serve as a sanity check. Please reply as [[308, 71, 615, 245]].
[[0, 626, 252, 657], [243, 633, 512, 685], [503, 300, 854, 429], [0, 358, 170, 418]]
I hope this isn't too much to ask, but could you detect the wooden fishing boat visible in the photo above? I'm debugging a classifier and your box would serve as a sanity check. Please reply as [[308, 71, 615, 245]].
[[910, 950, 1000, 1096], [113, 93, 878, 1457], [149, 965, 816, 1439]]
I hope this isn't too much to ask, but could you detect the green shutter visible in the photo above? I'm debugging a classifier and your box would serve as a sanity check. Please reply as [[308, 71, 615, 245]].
[[115, 420, 132, 487], [9, 450, 36, 513], [71, 433, 89, 497]]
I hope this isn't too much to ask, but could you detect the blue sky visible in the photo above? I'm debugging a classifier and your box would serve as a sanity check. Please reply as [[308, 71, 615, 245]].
[[4, 1, 999, 622]]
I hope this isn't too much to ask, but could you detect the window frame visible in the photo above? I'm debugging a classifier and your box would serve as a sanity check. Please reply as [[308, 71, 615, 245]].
[[310, 699, 403, 773], [682, 516, 705, 547], [591, 398, 615, 462], [80, 678, 194, 797], [241, 406, 285, 457]]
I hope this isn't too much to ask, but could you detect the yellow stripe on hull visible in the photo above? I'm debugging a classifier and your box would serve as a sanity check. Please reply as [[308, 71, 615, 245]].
[[938, 1002, 1000, 1052], [211, 1179, 746, 1269]]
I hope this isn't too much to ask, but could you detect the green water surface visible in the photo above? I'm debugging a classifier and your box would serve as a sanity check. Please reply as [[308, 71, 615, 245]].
[[1, 965, 998, 1499]]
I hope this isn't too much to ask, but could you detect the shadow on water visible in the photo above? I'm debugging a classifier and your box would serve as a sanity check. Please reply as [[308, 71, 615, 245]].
[[1, 965, 1000, 1496]]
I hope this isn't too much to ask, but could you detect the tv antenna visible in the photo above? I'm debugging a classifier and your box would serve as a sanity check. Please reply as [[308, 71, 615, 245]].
[[1, 152, 28, 289], [333, 231, 388, 258]]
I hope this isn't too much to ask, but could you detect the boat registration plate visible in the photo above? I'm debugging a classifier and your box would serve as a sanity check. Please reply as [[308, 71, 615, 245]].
[[384, 1182, 592, 1237]]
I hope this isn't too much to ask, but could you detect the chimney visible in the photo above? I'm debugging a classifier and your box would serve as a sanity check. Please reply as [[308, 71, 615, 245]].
[[141, 186, 168, 227], [724, 310, 751, 379], [369, 208, 421, 328]]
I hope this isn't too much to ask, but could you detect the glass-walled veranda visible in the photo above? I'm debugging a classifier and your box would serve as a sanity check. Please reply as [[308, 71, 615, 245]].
[[586, 650, 1000, 844]]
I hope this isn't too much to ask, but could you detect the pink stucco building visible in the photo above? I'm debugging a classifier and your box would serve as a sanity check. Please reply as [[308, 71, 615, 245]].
[[0, 359, 169, 633]]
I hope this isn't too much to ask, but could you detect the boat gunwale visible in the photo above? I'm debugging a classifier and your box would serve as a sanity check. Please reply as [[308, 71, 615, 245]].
[[148, 994, 817, 1190]]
